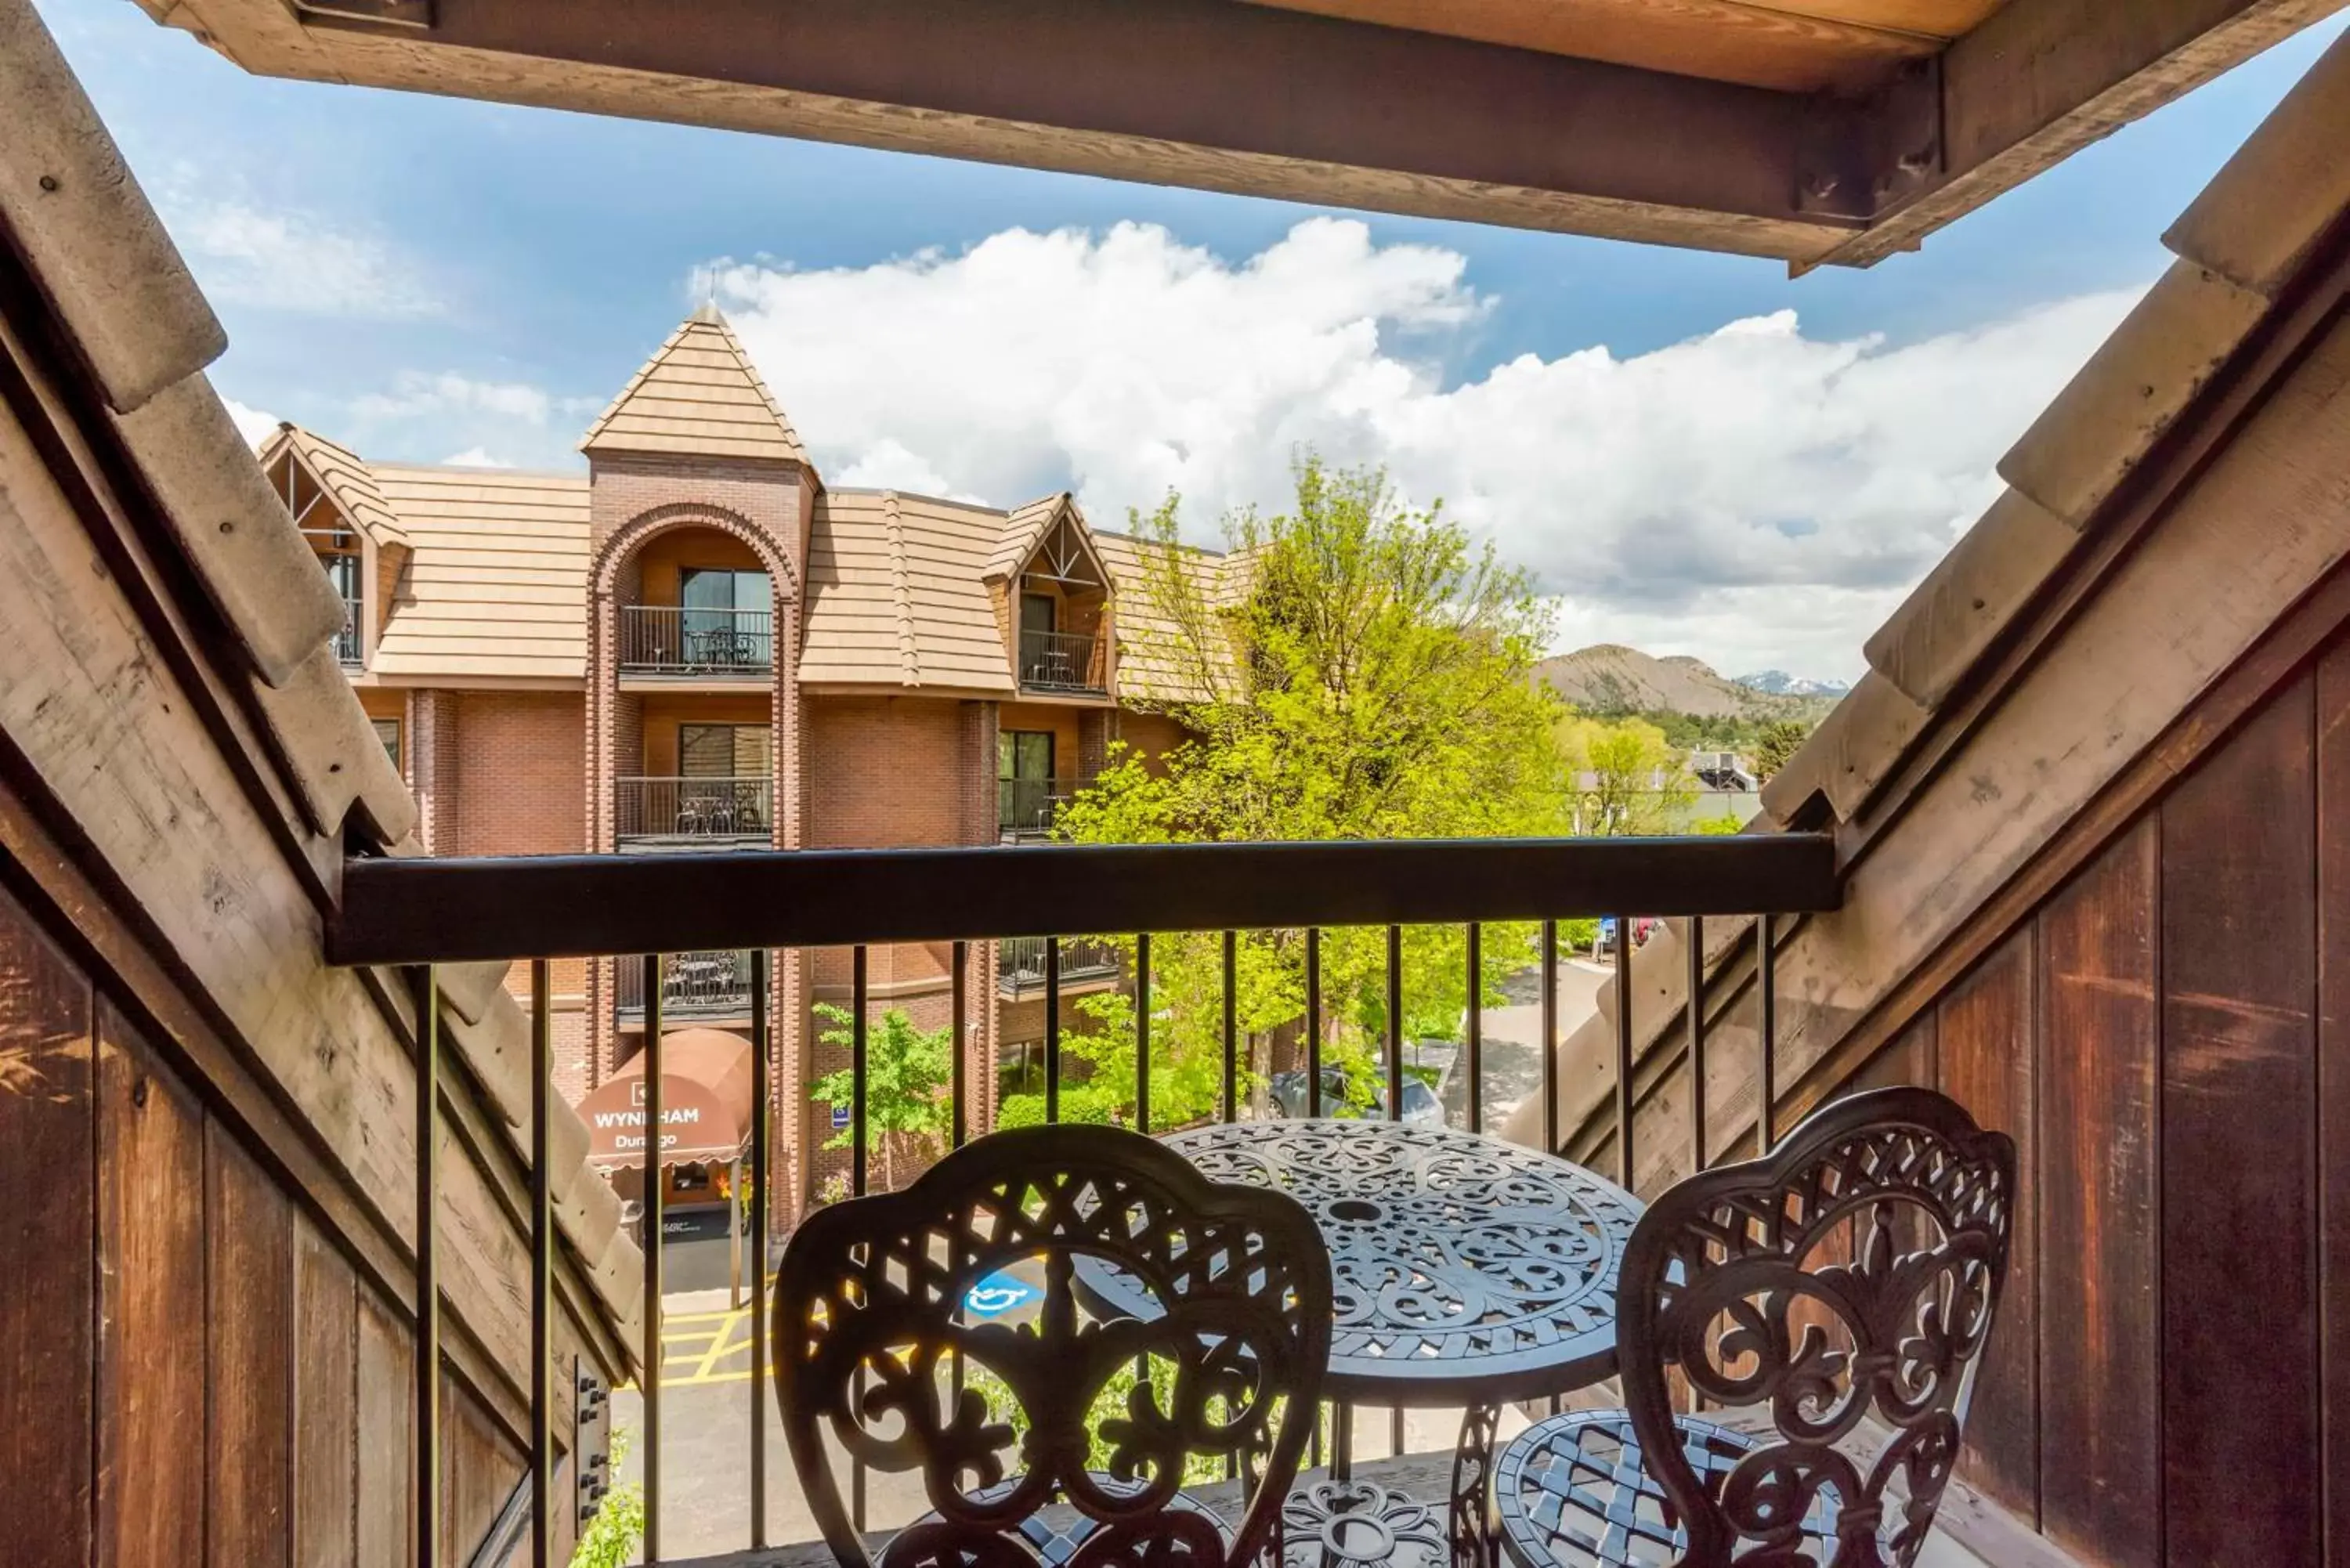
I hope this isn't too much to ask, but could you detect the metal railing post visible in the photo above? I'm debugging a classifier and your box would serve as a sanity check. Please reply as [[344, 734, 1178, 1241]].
[[1614, 919, 1635, 1190], [1688, 916, 1705, 1174], [750, 948, 770, 1550], [1044, 937, 1061, 1122], [530, 961, 552, 1568], [1465, 923, 1482, 1136], [415, 966, 440, 1568], [642, 956, 664, 1564], [1221, 930, 1238, 1124], [1305, 928, 1322, 1118]]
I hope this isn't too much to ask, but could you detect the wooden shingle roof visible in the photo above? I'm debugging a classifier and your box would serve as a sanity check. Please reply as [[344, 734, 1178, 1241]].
[[261, 422, 410, 549], [580, 305, 807, 465], [366, 464, 591, 682], [803, 489, 1018, 692]]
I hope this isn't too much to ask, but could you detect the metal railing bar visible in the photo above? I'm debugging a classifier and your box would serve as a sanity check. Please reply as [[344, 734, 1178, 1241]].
[[530, 959, 553, 1568], [1044, 936, 1061, 1123], [1465, 923, 1483, 1136], [851, 948, 870, 1196], [332, 835, 1843, 966], [416, 966, 441, 1568], [750, 948, 770, 1550], [951, 943, 968, 1150], [1540, 919, 1558, 1154], [1688, 916, 1705, 1176], [851, 946, 868, 1534], [642, 955, 664, 1565], [1759, 916, 1777, 1154], [1221, 930, 1238, 1125], [1384, 925, 1403, 1125], [1614, 919, 1635, 1190], [1135, 934, 1152, 1135], [1305, 928, 1322, 1117]]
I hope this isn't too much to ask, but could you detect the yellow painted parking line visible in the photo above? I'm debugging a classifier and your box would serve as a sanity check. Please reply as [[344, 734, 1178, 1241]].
[[652, 1306, 771, 1387]]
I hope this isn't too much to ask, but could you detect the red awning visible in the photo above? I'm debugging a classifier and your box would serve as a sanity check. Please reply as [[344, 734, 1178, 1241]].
[[578, 1027, 754, 1171]]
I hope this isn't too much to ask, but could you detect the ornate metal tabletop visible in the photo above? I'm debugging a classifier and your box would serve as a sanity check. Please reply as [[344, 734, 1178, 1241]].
[[1083, 1119, 1645, 1405]]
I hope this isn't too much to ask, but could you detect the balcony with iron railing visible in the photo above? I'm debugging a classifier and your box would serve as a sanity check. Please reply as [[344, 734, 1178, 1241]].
[[331, 834, 1882, 1566], [1017, 627, 1106, 694], [613, 775, 773, 851], [334, 596, 361, 667], [997, 775, 1072, 840], [620, 605, 775, 677], [615, 948, 757, 1022], [996, 934, 1120, 996]]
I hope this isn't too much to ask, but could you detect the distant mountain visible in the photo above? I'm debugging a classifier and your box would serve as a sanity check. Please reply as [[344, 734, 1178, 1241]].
[[1535, 644, 1841, 722], [1734, 669, 1852, 699]]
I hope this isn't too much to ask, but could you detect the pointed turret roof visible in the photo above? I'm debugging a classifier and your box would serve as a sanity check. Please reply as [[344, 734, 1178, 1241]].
[[580, 305, 808, 464]]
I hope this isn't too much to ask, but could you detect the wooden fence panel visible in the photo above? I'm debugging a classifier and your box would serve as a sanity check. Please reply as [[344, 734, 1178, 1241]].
[[2036, 822, 2160, 1568], [2158, 676, 2320, 1568], [1936, 929, 2038, 1520], [0, 880, 94, 1568], [97, 1003, 209, 1568]]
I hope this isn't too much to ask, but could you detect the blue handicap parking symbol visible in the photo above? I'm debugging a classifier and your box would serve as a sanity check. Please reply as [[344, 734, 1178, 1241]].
[[963, 1270, 1037, 1318]]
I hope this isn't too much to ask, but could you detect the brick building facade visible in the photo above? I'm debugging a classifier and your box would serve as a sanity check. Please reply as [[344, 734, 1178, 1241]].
[[262, 305, 1226, 1223]]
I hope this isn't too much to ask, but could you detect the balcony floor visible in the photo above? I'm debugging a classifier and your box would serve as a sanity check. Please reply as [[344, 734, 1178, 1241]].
[[615, 834, 774, 854]]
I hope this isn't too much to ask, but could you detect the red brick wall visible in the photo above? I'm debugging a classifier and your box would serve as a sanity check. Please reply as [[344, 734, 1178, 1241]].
[[805, 695, 969, 848], [1117, 710, 1191, 775], [444, 691, 587, 858]]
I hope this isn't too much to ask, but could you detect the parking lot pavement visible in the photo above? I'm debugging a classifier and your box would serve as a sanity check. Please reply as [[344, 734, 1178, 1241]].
[[1454, 959, 1607, 1129]]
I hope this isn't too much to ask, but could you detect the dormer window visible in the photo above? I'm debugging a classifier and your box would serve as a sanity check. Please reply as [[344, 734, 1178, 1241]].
[[259, 426, 408, 674]]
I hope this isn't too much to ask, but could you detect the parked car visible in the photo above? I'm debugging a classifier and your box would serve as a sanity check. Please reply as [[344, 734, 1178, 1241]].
[[1593, 916, 1658, 959], [1266, 1066, 1445, 1125]]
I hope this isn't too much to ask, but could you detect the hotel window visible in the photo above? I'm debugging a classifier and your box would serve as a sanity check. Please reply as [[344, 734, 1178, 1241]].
[[679, 723, 772, 779], [371, 717, 400, 774]]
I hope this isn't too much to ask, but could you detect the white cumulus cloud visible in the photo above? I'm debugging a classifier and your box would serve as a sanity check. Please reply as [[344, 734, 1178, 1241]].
[[713, 218, 2137, 679], [357, 372, 556, 424], [440, 446, 515, 468], [157, 175, 443, 320], [221, 396, 280, 448]]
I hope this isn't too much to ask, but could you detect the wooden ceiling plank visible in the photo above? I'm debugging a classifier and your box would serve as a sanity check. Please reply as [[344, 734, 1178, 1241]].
[[1239, 0, 1940, 93]]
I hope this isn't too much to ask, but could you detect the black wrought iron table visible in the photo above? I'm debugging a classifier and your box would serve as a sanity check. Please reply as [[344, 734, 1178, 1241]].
[[1079, 1118, 1645, 1568]]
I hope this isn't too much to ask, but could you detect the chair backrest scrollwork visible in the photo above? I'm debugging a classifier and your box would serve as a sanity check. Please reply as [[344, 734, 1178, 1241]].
[[1616, 1086, 2017, 1566], [774, 1124, 1332, 1568]]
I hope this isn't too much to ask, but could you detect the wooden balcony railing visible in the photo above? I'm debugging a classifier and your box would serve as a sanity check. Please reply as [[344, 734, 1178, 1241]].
[[613, 775, 772, 848], [620, 605, 774, 676], [1018, 628, 1105, 693], [330, 833, 1837, 1566]]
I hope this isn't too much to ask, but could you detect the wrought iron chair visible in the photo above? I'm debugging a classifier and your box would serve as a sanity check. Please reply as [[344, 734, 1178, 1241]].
[[1491, 1087, 2016, 1568], [774, 1123, 1334, 1568]]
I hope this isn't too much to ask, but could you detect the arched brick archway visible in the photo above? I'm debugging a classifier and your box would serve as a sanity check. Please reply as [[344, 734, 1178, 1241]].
[[582, 501, 810, 1221]]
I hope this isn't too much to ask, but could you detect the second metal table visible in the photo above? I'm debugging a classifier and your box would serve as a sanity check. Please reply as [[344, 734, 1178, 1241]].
[[1083, 1118, 1646, 1568]]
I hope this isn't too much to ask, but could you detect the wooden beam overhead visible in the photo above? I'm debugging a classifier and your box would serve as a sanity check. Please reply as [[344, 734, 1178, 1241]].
[[139, 0, 2347, 268], [1820, 0, 2348, 266]]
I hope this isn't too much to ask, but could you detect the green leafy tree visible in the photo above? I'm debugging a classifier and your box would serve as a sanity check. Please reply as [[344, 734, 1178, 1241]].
[[570, 1425, 645, 1568], [1752, 718, 1812, 783], [1555, 711, 1694, 836], [811, 1003, 952, 1189], [1050, 454, 1566, 1122]]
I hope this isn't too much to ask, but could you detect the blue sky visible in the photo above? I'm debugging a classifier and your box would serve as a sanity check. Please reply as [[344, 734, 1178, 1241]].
[[37, 1, 2350, 677]]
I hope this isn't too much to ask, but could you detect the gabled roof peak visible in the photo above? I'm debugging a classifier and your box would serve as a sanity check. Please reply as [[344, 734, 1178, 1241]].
[[580, 309, 807, 466]]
